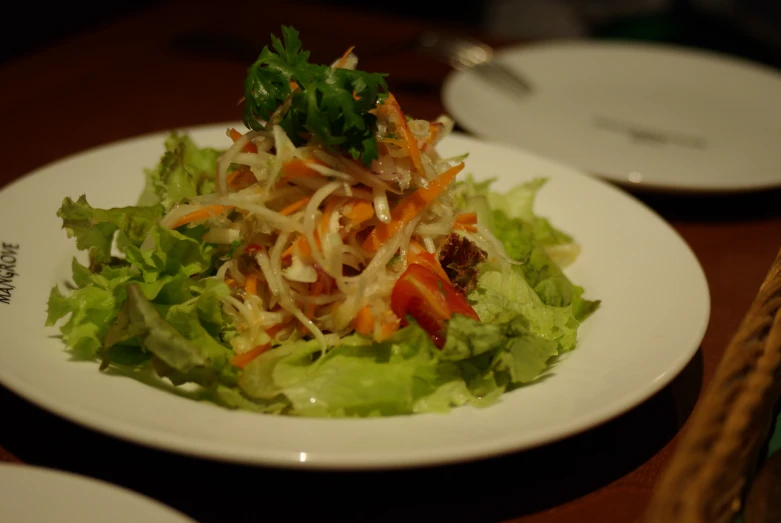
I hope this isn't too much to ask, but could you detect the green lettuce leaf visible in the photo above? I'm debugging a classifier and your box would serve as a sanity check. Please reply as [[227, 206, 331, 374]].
[[47, 194, 230, 367], [469, 266, 580, 352], [411, 379, 476, 414], [455, 174, 600, 319], [487, 177, 546, 224], [493, 212, 599, 318], [56, 195, 163, 266], [443, 314, 558, 386], [122, 226, 215, 283], [239, 328, 440, 417], [103, 283, 238, 387], [46, 283, 120, 359], [137, 132, 224, 209], [46, 258, 136, 359], [456, 174, 573, 246], [205, 385, 290, 414], [572, 284, 601, 321], [492, 210, 574, 306], [238, 324, 489, 417]]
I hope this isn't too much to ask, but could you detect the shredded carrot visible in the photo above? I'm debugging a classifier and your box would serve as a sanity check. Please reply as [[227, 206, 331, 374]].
[[244, 274, 258, 296], [304, 302, 316, 320], [282, 235, 316, 259], [229, 128, 258, 154], [343, 200, 374, 225], [362, 162, 465, 252], [230, 343, 271, 369], [226, 168, 256, 189], [282, 236, 307, 258], [224, 277, 239, 288], [455, 213, 477, 225], [355, 306, 399, 341], [281, 240, 297, 259], [170, 205, 233, 230], [232, 318, 296, 367], [279, 196, 312, 216], [376, 93, 423, 174], [266, 322, 288, 340], [305, 233, 321, 256], [377, 317, 400, 341], [277, 158, 326, 186], [305, 276, 327, 320], [311, 277, 326, 302], [334, 46, 355, 69], [354, 305, 374, 335], [423, 123, 440, 145], [454, 222, 478, 233]]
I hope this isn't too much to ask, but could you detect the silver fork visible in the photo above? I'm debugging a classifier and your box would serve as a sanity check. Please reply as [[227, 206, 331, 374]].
[[417, 31, 533, 96]]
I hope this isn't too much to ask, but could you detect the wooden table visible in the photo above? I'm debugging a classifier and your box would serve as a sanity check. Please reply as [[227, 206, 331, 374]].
[[2, 2, 780, 522]]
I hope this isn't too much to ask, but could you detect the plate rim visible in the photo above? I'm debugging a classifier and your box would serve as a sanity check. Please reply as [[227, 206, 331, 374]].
[[0, 123, 711, 470]]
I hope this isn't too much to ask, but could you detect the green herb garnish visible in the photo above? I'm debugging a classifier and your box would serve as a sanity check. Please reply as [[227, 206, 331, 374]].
[[242, 26, 388, 166]]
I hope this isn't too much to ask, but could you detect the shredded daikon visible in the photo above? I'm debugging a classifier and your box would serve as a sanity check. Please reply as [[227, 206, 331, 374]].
[[373, 186, 391, 224], [217, 131, 263, 195], [423, 236, 436, 254], [303, 181, 343, 276], [232, 151, 274, 171], [266, 125, 299, 189], [202, 228, 241, 244]]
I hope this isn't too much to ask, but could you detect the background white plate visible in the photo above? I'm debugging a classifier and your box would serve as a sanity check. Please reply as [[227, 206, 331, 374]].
[[0, 463, 194, 522], [0, 125, 709, 469], [443, 40, 781, 193]]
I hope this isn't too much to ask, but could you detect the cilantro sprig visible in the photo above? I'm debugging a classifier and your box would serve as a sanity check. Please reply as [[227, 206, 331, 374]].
[[243, 26, 388, 166]]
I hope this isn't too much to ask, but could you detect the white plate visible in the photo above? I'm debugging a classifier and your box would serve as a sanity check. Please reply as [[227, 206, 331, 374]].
[[0, 125, 709, 469], [0, 463, 194, 522], [443, 40, 781, 193]]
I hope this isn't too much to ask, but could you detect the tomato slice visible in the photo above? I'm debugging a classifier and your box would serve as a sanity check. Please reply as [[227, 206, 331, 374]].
[[391, 263, 480, 348]]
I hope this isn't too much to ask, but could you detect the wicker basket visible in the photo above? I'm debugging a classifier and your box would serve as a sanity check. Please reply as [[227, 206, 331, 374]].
[[644, 248, 781, 523]]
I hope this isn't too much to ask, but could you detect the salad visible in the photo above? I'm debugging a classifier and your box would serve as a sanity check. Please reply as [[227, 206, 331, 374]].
[[46, 26, 599, 417]]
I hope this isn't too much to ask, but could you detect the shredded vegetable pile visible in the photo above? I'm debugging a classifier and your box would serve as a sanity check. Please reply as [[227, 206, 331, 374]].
[[46, 27, 599, 417]]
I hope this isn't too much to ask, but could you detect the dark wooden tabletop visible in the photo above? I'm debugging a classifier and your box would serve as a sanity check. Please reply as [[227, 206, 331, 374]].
[[2, 1, 781, 522]]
